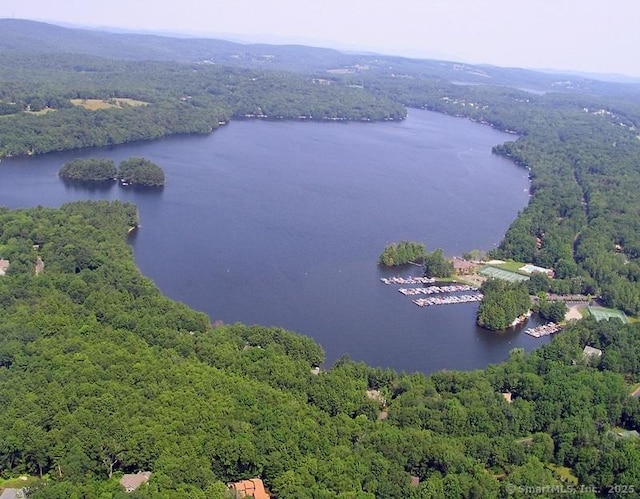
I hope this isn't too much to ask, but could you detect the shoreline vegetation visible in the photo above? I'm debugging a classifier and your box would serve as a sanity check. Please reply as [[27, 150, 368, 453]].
[[58, 158, 117, 183], [117, 157, 165, 187]]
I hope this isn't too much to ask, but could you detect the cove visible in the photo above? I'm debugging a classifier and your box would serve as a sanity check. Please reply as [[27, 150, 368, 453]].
[[0, 109, 548, 373]]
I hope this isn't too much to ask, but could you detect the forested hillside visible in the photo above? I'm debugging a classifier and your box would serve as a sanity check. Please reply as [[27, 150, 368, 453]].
[[0, 51, 405, 157], [3, 19, 640, 97], [1, 202, 640, 497]]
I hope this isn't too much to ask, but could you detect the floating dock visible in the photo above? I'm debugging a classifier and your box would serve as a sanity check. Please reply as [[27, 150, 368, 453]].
[[380, 276, 436, 285], [381, 275, 483, 307], [412, 294, 483, 307], [399, 284, 478, 296], [525, 322, 562, 338]]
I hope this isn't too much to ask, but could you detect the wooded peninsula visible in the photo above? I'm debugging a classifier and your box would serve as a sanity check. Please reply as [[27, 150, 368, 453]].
[[1, 18, 640, 498]]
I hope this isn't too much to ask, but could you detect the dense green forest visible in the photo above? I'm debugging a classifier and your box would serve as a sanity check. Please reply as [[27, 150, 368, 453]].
[[0, 202, 640, 497], [422, 249, 455, 279], [59, 157, 165, 186], [476, 280, 532, 331], [117, 157, 165, 187], [59, 158, 117, 183], [0, 51, 405, 158]]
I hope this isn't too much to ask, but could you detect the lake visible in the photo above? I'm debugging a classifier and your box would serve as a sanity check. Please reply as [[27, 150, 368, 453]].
[[0, 109, 550, 373]]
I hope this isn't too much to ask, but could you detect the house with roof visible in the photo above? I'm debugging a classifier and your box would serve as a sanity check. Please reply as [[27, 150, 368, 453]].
[[616, 429, 640, 439], [451, 257, 479, 275], [34, 256, 44, 275], [0, 488, 25, 499], [583, 345, 603, 361], [519, 263, 554, 277], [0, 259, 9, 276], [608, 429, 640, 440], [119, 472, 152, 493], [228, 478, 270, 499]]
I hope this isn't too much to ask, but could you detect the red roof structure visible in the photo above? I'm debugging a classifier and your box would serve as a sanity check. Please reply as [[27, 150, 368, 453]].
[[229, 478, 270, 499]]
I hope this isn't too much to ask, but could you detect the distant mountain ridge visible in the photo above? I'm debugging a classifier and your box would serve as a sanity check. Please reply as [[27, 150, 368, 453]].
[[0, 18, 347, 72], [1, 18, 639, 97]]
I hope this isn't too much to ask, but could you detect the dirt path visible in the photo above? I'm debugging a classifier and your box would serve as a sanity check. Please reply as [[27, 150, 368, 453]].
[[565, 305, 584, 321]]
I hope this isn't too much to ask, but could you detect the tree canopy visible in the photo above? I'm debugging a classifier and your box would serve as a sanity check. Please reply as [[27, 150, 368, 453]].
[[118, 157, 165, 187], [59, 158, 117, 182], [378, 241, 425, 267], [422, 249, 454, 279], [477, 280, 531, 330], [0, 202, 639, 497]]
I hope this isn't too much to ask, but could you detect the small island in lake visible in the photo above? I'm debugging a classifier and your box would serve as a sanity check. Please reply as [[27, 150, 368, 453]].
[[118, 157, 165, 187], [378, 241, 425, 266], [59, 156, 165, 187], [59, 158, 117, 183]]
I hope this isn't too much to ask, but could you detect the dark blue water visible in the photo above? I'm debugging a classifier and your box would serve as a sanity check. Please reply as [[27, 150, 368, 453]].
[[0, 109, 550, 373]]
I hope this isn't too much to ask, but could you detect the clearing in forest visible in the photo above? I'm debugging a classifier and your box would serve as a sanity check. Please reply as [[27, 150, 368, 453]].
[[70, 98, 148, 110]]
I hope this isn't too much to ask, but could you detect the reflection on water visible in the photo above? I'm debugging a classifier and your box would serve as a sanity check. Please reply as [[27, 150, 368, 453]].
[[61, 178, 116, 193]]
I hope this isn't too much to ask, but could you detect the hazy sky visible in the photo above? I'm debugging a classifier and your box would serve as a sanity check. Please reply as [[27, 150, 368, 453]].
[[2, 0, 639, 77]]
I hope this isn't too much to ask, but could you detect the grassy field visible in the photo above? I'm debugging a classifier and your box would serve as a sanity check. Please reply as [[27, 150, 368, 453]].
[[492, 260, 527, 273], [546, 464, 579, 485], [0, 475, 41, 490], [70, 98, 148, 110]]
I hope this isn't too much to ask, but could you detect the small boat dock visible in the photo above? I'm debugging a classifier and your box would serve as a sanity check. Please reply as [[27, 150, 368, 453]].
[[525, 322, 562, 338], [399, 284, 478, 296], [380, 276, 436, 285], [412, 294, 483, 307], [380, 275, 482, 307]]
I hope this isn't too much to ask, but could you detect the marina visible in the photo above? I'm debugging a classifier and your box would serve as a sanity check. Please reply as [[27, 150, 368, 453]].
[[381, 275, 483, 308], [399, 284, 478, 296], [525, 322, 562, 338], [412, 294, 484, 307]]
